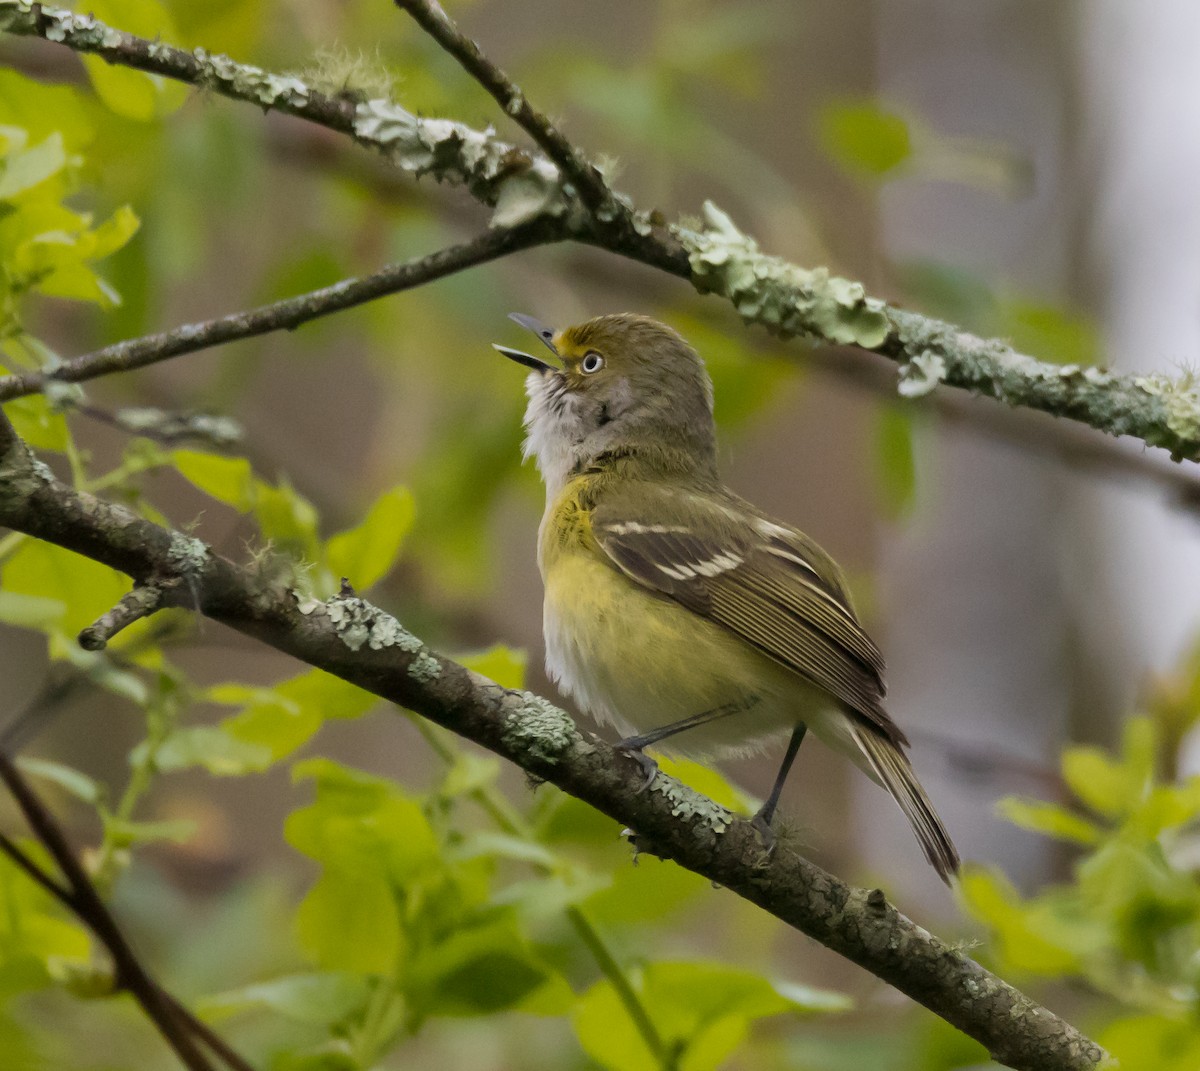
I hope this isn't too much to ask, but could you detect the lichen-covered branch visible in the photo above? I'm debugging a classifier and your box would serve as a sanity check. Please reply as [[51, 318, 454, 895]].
[[0, 224, 554, 401], [0, 425, 1105, 1071], [4, 2, 1198, 466], [392, 0, 614, 216]]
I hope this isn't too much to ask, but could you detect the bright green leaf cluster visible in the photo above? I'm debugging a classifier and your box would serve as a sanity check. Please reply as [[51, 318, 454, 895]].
[[964, 715, 1200, 1070], [172, 449, 414, 595]]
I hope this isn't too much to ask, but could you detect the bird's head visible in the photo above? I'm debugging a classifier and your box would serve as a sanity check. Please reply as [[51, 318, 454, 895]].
[[496, 312, 718, 493]]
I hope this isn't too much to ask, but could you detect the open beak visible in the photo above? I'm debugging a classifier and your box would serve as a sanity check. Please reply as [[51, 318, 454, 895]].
[[493, 344, 555, 374], [494, 312, 560, 374]]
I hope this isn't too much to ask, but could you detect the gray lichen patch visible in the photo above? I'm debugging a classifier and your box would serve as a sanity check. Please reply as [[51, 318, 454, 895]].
[[0, 3, 123, 51], [353, 99, 569, 226], [193, 48, 310, 109], [321, 593, 414, 651], [502, 692, 577, 765], [166, 534, 209, 573], [678, 202, 891, 348], [650, 775, 733, 835]]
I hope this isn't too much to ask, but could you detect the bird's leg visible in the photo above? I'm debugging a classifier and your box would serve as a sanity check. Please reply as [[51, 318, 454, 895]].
[[750, 723, 808, 853], [616, 698, 753, 792]]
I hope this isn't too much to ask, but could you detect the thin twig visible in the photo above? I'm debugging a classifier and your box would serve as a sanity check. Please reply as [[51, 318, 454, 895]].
[[392, 0, 612, 214], [78, 583, 169, 651], [0, 225, 553, 400], [0, 828, 75, 903], [0, 750, 220, 1071], [158, 988, 256, 1071]]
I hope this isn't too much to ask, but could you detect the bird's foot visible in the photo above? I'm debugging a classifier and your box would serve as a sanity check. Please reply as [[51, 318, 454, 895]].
[[749, 809, 778, 859], [614, 740, 659, 793]]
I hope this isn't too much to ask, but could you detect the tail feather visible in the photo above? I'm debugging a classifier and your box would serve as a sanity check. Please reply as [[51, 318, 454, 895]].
[[852, 725, 960, 884]]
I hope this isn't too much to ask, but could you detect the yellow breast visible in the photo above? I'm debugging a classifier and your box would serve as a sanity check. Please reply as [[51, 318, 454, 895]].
[[536, 478, 817, 759]]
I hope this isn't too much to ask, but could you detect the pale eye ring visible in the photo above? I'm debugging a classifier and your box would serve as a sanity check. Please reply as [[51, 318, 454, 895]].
[[580, 351, 604, 374]]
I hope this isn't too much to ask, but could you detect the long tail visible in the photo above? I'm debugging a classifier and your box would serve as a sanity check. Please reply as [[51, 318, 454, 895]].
[[852, 726, 960, 884]]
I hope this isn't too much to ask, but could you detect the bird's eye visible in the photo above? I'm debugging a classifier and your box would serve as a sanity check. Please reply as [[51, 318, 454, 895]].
[[580, 351, 604, 374]]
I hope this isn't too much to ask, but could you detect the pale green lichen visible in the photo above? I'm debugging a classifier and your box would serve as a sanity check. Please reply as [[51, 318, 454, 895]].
[[2, 3, 123, 50], [194, 48, 310, 109], [1135, 372, 1200, 443], [312, 593, 443, 679], [650, 776, 733, 834], [166, 533, 208, 573], [897, 350, 948, 398], [502, 693, 576, 765], [324, 594, 412, 652], [677, 202, 891, 348], [352, 99, 569, 228]]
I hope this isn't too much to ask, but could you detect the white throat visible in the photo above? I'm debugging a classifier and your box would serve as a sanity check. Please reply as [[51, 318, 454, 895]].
[[522, 371, 585, 499]]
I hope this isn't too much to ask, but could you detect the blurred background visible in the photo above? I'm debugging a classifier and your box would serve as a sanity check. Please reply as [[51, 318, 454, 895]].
[[1, 0, 1199, 1068]]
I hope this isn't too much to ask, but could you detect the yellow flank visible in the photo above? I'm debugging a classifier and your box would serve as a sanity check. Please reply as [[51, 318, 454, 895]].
[[538, 477, 830, 760]]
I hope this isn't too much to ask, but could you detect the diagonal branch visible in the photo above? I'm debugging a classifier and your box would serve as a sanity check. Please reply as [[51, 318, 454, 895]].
[[4, 1, 1199, 466], [0, 418, 1106, 1071], [392, 0, 613, 215], [0, 224, 555, 401], [0, 747, 218, 1071]]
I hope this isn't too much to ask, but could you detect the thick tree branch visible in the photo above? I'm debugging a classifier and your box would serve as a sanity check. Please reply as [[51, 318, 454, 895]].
[[0, 225, 554, 400], [3, 1, 1199, 463], [0, 428, 1106, 1071], [392, 0, 614, 215]]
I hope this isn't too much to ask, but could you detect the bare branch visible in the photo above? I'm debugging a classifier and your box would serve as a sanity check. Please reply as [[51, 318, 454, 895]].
[[0, 431, 1106, 1071], [392, 0, 613, 214], [78, 583, 170, 650], [0, 749, 219, 1071], [0, 225, 554, 400]]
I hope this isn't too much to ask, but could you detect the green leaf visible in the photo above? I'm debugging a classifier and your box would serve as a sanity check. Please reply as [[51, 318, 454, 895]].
[[1, 389, 71, 452], [1, 540, 129, 638], [438, 752, 501, 798], [104, 817, 196, 849], [958, 867, 1102, 975], [818, 101, 912, 177], [15, 759, 101, 805], [293, 870, 402, 975], [457, 645, 526, 690], [200, 971, 370, 1026], [287, 760, 444, 975], [325, 486, 414, 590], [78, 1, 189, 121], [874, 404, 917, 519], [408, 921, 569, 1017], [996, 797, 1102, 845], [996, 298, 1098, 367], [1101, 1014, 1200, 1071], [134, 725, 273, 776], [254, 478, 321, 561], [215, 669, 375, 763], [0, 131, 67, 199], [0, 590, 65, 630], [172, 450, 256, 511], [574, 961, 847, 1071]]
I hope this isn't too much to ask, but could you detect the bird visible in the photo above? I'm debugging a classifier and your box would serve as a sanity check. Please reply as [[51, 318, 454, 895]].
[[495, 311, 960, 883]]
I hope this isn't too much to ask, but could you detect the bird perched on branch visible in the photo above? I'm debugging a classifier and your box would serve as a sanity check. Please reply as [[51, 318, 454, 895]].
[[496, 312, 959, 883]]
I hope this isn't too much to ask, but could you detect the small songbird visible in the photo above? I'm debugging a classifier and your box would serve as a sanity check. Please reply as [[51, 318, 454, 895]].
[[496, 312, 960, 883]]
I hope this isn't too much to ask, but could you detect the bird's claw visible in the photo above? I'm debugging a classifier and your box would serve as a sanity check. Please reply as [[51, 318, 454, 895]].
[[749, 811, 778, 858], [616, 743, 659, 793]]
